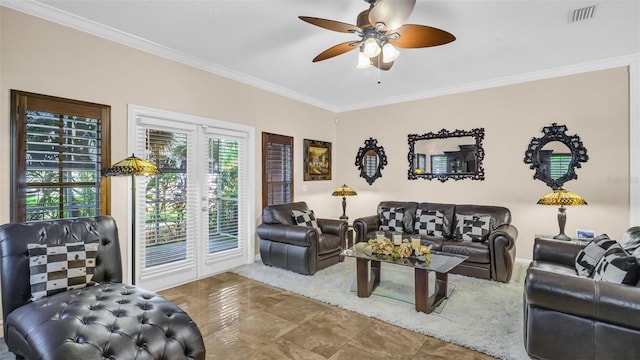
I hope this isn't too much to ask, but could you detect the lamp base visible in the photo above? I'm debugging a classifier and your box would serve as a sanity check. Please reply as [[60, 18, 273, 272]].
[[553, 233, 571, 241], [339, 196, 348, 221], [554, 205, 571, 241]]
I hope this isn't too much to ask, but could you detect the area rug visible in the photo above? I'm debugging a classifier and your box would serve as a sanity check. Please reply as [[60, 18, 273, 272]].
[[231, 258, 530, 360], [0, 338, 13, 360]]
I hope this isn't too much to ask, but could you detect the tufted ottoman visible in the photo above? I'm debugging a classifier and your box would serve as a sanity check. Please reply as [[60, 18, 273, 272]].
[[0, 216, 205, 360], [5, 283, 203, 359]]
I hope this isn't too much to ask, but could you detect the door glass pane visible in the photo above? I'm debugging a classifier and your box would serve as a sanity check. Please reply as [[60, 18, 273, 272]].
[[144, 130, 188, 267], [208, 137, 239, 254]]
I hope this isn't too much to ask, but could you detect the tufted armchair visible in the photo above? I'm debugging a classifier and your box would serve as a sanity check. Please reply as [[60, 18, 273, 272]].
[[0, 216, 205, 360]]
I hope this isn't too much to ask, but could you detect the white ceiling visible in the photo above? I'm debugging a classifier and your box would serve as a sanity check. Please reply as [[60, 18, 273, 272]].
[[4, 0, 640, 112]]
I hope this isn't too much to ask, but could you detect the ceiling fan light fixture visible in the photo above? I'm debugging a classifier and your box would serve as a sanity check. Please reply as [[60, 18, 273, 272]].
[[382, 42, 399, 63], [299, 0, 455, 71], [363, 36, 381, 58], [357, 51, 372, 68]]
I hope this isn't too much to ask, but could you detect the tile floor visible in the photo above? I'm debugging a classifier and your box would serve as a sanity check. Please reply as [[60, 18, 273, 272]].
[[160, 272, 495, 360]]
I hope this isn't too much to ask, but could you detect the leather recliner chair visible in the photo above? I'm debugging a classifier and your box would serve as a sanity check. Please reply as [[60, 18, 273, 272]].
[[0, 216, 206, 360], [524, 238, 640, 360], [257, 202, 347, 275]]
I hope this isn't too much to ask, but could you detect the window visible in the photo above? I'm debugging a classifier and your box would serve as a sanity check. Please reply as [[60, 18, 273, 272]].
[[262, 132, 293, 209], [431, 155, 447, 174], [416, 153, 427, 172], [144, 129, 189, 267], [10, 90, 110, 222], [207, 137, 240, 253], [549, 153, 572, 180], [365, 151, 378, 176]]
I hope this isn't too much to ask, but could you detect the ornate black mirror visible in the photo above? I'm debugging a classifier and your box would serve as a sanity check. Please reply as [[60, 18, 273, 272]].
[[355, 138, 387, 185], [408, 128, 485, 182], [524, 123, 588, 189]]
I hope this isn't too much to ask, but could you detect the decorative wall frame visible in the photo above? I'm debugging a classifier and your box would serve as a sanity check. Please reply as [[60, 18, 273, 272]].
[[303, 139, 332, 181], [523, 123, 588, 189], [355, 137, 388, 185], [407, 128, 485, 182]]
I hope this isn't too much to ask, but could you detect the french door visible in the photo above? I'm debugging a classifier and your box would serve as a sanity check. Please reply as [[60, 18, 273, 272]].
[[129, 105, 254, 291]]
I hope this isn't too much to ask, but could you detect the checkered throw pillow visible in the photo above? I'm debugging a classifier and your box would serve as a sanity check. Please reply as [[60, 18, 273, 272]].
[[414, 209, 444, 237], [593, 249, 639, 285], [27, 241, 99, 301], [291, 209, 322, 234], [575, 234, 619, 277], [379, 207, 405, 232], [454, 214, 491, 242]]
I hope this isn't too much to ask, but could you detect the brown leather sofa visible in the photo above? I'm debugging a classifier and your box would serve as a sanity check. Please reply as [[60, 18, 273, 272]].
[[524, 238, 640, 360], [0, 216, 205, 360], [257, 202, 347, 275], [353, 201, 517, 282]]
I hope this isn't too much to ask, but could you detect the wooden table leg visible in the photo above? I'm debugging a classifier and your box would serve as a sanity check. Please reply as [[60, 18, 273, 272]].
[[371, 260, 381, 288], [414, 268, 430, 313], [415, 270, 449, 314], [436, 272, 448, 299], [356, 258, 380, 297]]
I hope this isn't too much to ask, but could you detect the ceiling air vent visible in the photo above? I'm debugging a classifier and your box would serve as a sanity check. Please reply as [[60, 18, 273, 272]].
[[569, 5, 597, 23]]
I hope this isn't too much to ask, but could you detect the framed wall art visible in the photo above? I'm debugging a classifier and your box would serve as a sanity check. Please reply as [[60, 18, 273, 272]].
[[303, 139, 332, 181]]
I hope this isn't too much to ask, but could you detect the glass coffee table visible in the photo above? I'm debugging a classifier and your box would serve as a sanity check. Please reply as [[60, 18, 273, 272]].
[[343, 242, 468, 314]]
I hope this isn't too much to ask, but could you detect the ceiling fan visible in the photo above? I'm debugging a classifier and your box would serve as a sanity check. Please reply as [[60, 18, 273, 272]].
[[299, 0, 455, 71]]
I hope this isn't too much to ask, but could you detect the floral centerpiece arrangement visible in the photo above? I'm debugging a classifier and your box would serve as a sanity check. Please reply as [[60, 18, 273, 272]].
[[367, 238, 431, 261]]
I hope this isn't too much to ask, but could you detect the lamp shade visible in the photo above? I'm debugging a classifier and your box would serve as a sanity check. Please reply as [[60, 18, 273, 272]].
[[105, 154, 160, 176], [332, 184, 358, 197], [537, 189, 587, 206]]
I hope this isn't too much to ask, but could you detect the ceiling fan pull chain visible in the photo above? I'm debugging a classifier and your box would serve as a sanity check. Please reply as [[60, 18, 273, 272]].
[[377, 57, 382, 84]]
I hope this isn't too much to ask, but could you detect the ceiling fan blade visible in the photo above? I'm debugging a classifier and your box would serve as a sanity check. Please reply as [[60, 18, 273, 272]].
[[312, 41, 360, 62], [368, 0, 416, 31], [371, 54, 394, 71], [389, 24, 456, 48], [299, 16, 361, 33]]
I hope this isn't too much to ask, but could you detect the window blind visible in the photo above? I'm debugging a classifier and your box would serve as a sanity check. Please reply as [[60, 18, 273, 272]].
[[431, 155, 448, 174], [262, 133, 293, 208], [366, 154, 377, 176], [207, 135, 242, 254], [549, 154, 572, 180], [135, 121, 197, 274], [25, 111, 101, 221]]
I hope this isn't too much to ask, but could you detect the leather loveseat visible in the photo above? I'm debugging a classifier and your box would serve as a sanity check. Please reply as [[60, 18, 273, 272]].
[[353, 201, 518, 282], [524, 237, 640, 360], [0, 216, 205, 360], [257, 202, 347, 275]]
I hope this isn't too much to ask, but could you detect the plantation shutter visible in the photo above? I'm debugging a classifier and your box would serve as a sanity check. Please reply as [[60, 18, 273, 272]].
[[10, 90, 110, 222], [203, 127, 247, 258], [135, 117, 198, 278], [549, 154, 572, 179], [431, 155, 447, 174], [365, 151, 377, 176], [262, 132, 293, 209]]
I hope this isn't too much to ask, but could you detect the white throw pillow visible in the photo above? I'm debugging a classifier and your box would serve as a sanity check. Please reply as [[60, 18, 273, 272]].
[[291, 209, 322, 234], [575, 234, 618, 277]]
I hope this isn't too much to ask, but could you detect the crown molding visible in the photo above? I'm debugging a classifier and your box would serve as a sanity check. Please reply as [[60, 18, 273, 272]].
[[0, 0, 339, 113], [2, 1, 637, 115], [337, 53, 640, 112]]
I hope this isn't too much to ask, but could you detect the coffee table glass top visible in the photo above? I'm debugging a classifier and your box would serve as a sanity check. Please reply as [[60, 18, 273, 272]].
[[343, 242, 467, 273]]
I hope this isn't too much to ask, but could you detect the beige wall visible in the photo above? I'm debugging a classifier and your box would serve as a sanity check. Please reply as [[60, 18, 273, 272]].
[[0, 7, 341, 278], [335, 67, 631, 260], [0, 7, 632, 266]]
